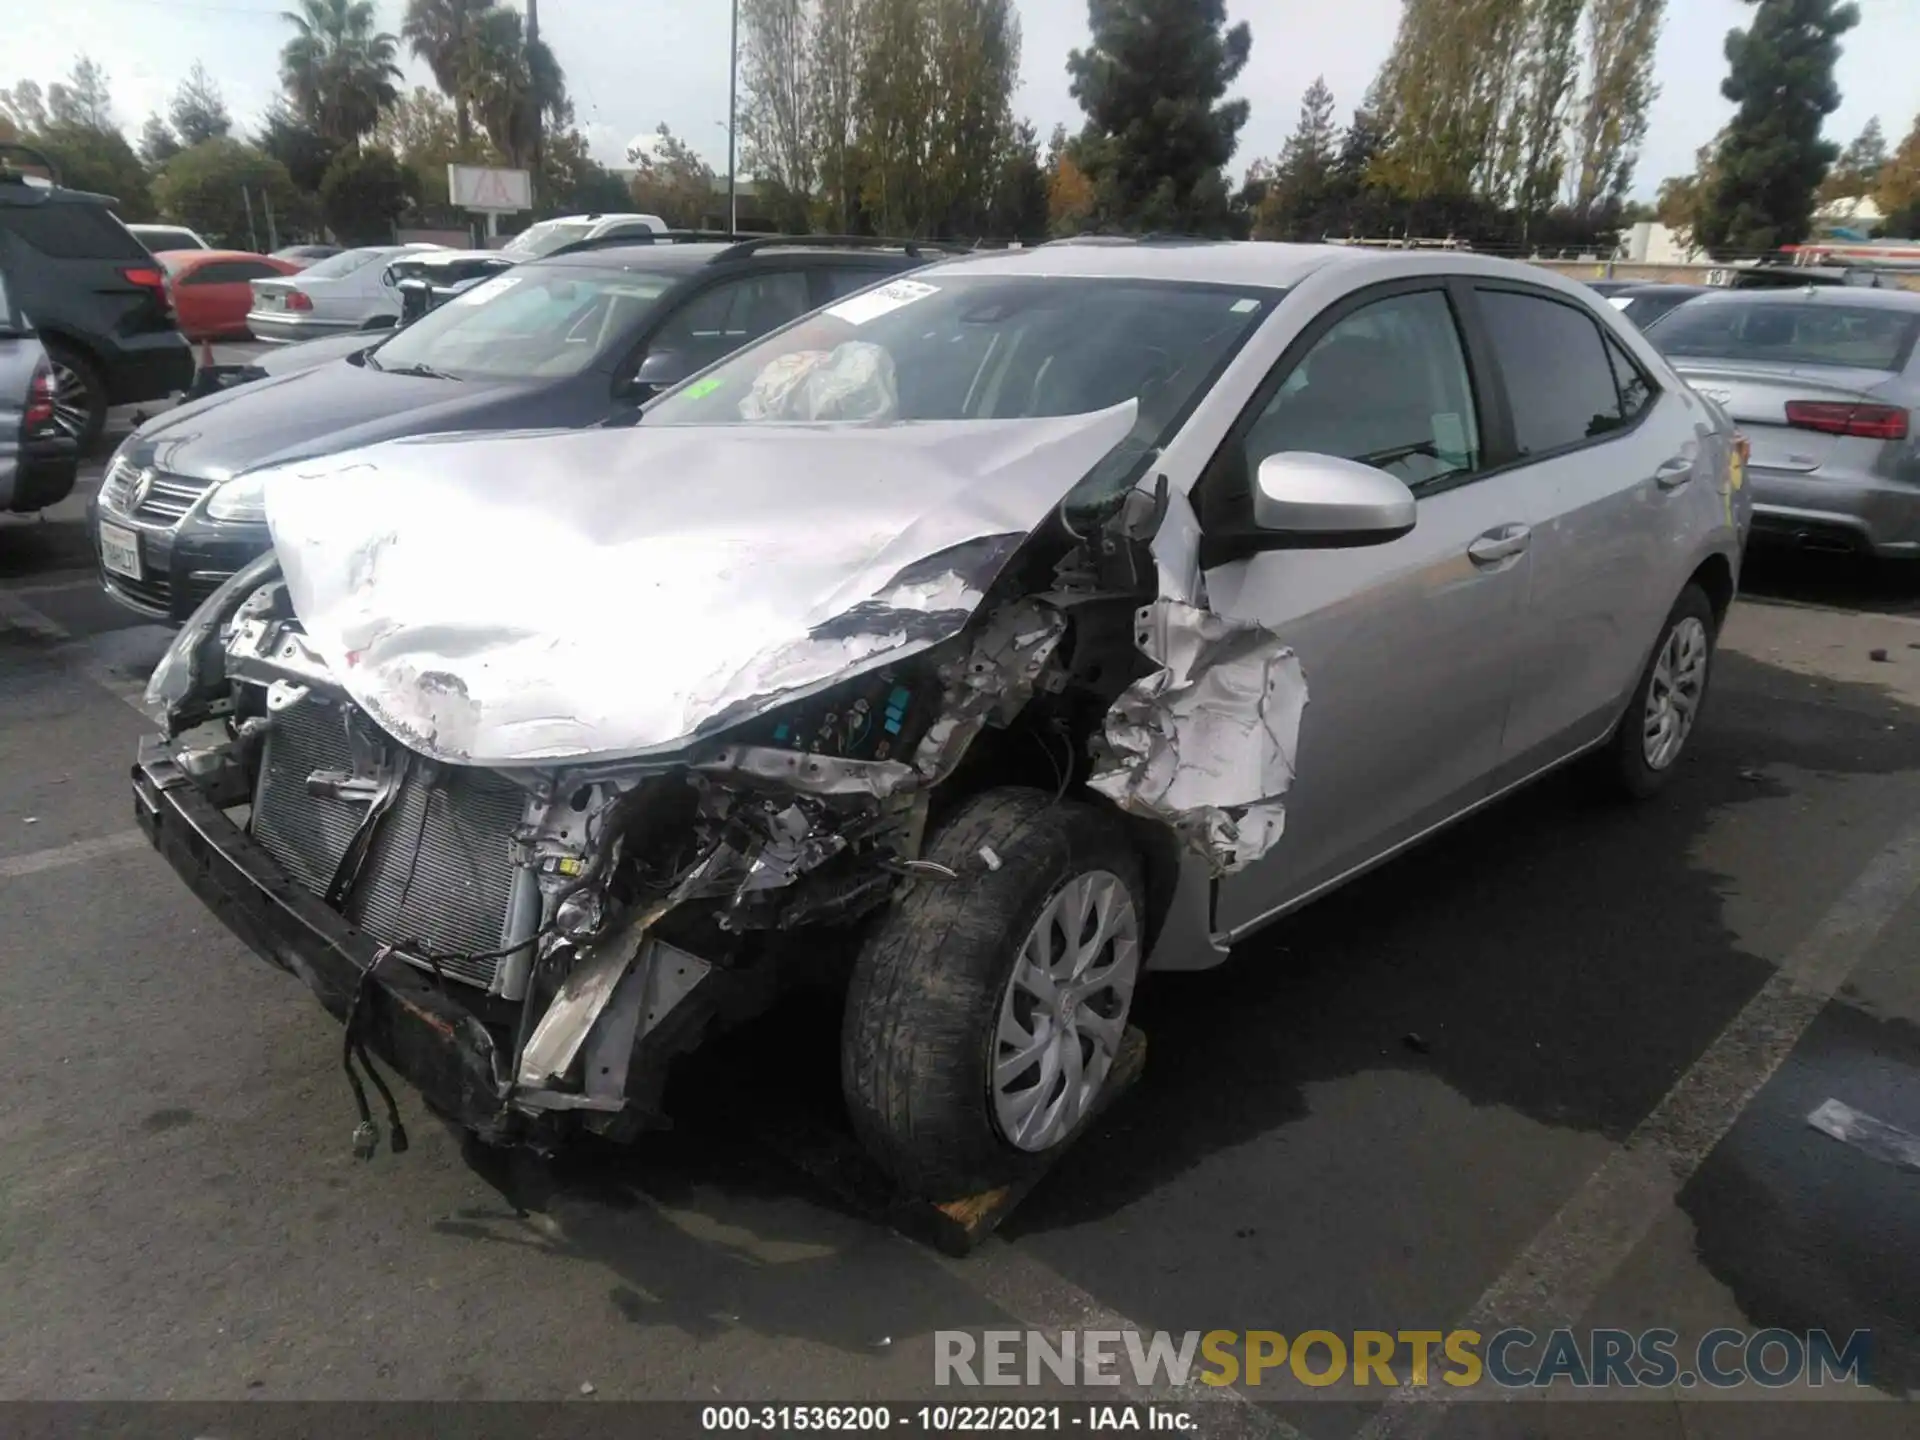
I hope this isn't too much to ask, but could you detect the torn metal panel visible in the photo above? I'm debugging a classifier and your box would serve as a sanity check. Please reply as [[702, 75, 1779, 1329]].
[[259, 404, 1137, 768], [692, 744, 918, 799], [1088, 599, 1307, 875], [912, 600, 1068, 783]]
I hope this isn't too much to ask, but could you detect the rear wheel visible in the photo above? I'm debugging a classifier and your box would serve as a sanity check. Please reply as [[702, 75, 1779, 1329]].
[[1602, 583, 1717, 799], [841, 788, 1145, 1200], [43, 342, 107, 456]]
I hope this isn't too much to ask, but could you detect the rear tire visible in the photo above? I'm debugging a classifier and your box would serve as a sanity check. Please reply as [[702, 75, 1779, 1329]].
[[841, 788, 1146, 1200], [1602, 583, 1718, 799], [43, 341, 107, 456]]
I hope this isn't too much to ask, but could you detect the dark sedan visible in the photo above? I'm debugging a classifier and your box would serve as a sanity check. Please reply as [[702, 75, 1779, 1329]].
[[89, 238, 933, 621]]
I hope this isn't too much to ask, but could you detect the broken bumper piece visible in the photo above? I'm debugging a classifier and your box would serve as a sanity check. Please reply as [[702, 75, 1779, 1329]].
[[133, 734, 517, 1142]]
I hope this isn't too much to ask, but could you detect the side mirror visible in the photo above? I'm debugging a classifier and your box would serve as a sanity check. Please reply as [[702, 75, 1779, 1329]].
[[1252, 452, 1417, 547], [619, 349, 691, 402], [1201, 452, 1417, 567]]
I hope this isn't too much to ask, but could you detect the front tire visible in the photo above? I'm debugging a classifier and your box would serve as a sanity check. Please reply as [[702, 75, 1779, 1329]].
[[841, 788, 1146, 1200], [1604, 583, 1718, 799]]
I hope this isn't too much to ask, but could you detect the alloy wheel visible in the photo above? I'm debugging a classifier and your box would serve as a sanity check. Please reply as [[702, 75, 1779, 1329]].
[[1643, 616, 1709, 770], [991, 869, 1141, 1153], [48, 359, 94, 442]]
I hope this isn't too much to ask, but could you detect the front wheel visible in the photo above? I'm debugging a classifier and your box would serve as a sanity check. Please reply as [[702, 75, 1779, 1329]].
[[841, 788, 1146, 1200], [1602, 583, 1718, 799]]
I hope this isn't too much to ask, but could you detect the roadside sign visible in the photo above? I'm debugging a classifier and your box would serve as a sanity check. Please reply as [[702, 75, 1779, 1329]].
[[448, 165, 532, 214]]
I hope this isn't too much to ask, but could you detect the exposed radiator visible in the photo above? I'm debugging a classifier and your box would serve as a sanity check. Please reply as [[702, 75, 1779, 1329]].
[[250, 698, 528, 990]]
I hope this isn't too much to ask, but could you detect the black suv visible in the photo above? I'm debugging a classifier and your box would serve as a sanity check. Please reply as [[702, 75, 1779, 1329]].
[[0, 166, 194, 453], [92, 235, 941, 622]]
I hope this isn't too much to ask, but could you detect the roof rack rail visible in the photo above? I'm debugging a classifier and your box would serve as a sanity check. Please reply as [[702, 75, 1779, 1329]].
[[712, 233, 957, 261], [544, 228, 774, 257]]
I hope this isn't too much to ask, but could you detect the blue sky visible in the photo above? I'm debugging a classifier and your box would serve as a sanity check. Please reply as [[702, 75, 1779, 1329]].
[[10, 0, 1919, 199]]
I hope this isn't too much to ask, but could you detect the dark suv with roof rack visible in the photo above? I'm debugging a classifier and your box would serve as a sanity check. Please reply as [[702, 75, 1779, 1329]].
[[90, 235, 940, 622], [0, 157, 194, 453]]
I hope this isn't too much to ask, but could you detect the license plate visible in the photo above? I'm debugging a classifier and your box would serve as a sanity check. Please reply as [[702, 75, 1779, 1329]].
[[100, 521, 142, 580]]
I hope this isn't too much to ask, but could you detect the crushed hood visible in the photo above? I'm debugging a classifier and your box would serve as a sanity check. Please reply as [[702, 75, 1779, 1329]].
[[262, 404, 1136, 767]]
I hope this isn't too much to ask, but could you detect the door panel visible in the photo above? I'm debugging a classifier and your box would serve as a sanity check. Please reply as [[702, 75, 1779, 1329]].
[[1209, 476, 1535, 933], [1197, 283, 1529, 937], [1469, 287, 1693, 774]]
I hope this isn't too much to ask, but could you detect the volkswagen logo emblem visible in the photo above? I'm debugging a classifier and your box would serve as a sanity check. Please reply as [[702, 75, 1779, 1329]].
[[127, 467, 155, 512]]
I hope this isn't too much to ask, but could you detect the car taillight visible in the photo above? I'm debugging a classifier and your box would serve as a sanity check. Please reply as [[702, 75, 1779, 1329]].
[[25, 360, 55, 433], [120, 265, 166, 290], [284, 291, 313, 312], [1783, 400, 1909, 440]]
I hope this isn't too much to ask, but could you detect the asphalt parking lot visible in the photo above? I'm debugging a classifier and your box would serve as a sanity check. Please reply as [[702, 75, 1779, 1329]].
[[3, 416, 1919, 1436]]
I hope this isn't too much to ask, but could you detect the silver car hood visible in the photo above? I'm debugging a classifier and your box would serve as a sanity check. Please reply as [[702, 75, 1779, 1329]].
[[262, 405, 1136, 767]]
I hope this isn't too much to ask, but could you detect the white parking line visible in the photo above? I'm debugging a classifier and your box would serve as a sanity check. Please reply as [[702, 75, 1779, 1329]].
[[0, 829, 145, 880], [933, 1240, 1309, 1439], [1354, 812, 1920, 1439]]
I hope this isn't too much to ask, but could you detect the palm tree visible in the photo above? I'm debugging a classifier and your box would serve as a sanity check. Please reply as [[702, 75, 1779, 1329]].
[[400, 0, 492, 148], [465, 6, 567, 170], [280, 0, 403, 145]]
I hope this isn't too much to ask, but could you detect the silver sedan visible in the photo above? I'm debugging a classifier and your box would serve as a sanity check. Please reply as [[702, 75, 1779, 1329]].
[[1646, 286, 1920, 559], [245, 243, 443, 343]]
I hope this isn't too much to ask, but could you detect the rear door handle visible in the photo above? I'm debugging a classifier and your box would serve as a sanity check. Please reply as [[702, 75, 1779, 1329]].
[[1467, 524, 1531, 565], [1655, 456, 1695, 489]]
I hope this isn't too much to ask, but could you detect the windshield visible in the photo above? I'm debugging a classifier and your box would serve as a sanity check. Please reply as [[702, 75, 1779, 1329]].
[[368, 265, 677, 380], [503, 220, 596, 260], [644, 274, 1276, 496], [1648, 299, 1920, 371], [300, 247, 386, 281]]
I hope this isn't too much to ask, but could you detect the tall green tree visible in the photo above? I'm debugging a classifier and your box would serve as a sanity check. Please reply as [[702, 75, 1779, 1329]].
[[319, 144, 413, 241], [154, 138, 301, 246], [279, 0, 404, 146], [1696, 0, 1860, 256], [1066, 0, 1252, 233], [169, 62, 232, 147], [808, 0, 862, 231], [139, 114, 182, 166], [256, 96, 344, 193], [1505, 0, 1583, 223], [1817, 116, 1886, 203], [1878, 114, 1920, 218], [740, 0, 816, 231], [1371, 0, 1528, 200], [1568, 0, 1666, 217], [464, 4, 568, 171], [626, 124, 716, 227], [1253, 76, 1337, 239], [47, 57, 114, 131], [400, 0, 493, 147], [0, 82, 50, 135]]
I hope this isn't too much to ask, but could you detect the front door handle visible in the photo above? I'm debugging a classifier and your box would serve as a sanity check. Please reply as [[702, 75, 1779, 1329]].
[[1654, 456, 1695, 489], [1467, 524, 1531, 565]]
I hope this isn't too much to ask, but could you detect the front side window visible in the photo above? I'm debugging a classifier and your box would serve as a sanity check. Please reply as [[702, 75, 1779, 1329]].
[[1243, 289, 1482, 489], [1477, 289, 1625, 456], [367, 266, 677, 380]]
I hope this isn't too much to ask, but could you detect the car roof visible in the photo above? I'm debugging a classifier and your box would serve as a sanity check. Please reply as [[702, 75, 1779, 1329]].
[[910, 239, 1584, 293], [1671, 285, 1920, 312], [163, 248, 272, 264], [1616, 283, 1713, 296], [532, 240, 923, 274]]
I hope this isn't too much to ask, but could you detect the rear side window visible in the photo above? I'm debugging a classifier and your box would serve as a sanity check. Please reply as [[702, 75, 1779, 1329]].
[[185, 260, 282, 284], [1477, 289, 1625, 456], [1605, 335, 1654, 422], [1, 200, 147, 260], [1648, 300, 1919, 372]]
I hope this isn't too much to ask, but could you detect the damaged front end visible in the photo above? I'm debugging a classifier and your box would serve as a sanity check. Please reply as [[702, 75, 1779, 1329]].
[[133, 412, 1308, 1156]]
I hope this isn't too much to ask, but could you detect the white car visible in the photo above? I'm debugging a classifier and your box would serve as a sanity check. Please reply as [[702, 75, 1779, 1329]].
[[499, 212, 668, 259], [245, 243, 444, 343], [127, 223, 209, 253]]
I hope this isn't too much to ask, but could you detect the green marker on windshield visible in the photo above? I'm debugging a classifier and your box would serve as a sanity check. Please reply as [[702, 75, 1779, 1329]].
[[681, 376, 725, 400]]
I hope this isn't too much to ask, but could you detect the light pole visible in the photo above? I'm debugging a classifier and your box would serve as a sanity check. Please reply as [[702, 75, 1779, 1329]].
[[727, 0, 739, 235]]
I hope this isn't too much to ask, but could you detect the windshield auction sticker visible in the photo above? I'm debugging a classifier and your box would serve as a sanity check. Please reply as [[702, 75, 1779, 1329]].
[[826, 278, 939, 327]]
